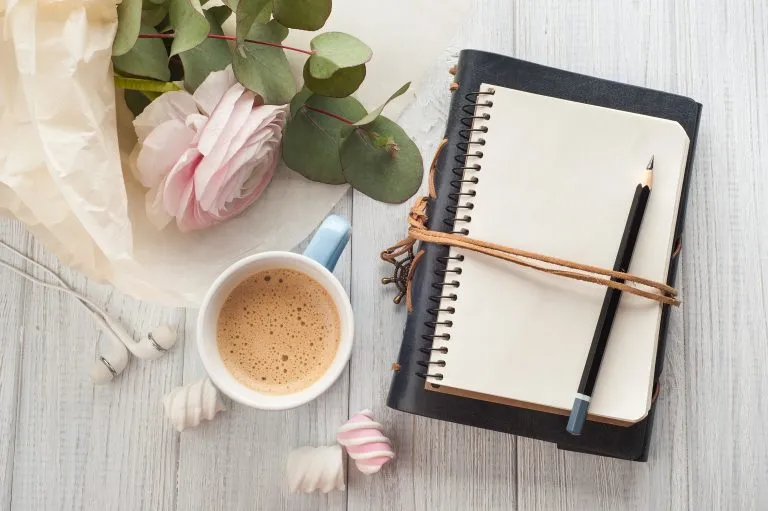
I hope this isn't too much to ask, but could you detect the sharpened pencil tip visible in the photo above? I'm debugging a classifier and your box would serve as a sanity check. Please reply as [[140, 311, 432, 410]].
[[642, 156, 654, 189]]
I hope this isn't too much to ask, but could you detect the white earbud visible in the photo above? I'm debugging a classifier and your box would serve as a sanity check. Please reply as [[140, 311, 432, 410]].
[[90, 318, 177, 384], [145, 324, 178, 354], [0, 240, 178, 384], [103, 318, 178, 361], [90, 338, 129, 384]]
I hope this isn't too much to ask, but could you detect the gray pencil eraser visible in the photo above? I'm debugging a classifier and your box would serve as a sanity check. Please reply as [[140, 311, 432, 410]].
[[566, 397, 590, 436]]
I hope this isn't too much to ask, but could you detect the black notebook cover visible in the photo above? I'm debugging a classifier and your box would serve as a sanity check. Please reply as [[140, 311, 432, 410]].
[[386, 50, 702, 461]]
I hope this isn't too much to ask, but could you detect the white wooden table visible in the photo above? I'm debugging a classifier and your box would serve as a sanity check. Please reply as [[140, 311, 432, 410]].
[[2, 1, 768, 509]]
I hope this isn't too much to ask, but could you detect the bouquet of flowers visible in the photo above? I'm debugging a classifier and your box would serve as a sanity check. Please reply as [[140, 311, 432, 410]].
[[114, 0, 424, 231], [0, 0, 467, 304]]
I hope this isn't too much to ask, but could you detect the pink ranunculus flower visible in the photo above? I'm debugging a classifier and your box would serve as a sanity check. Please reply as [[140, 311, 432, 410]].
[[131, 66, 288, 232]]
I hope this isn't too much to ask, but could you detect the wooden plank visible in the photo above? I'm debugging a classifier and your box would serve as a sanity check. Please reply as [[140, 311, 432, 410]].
[[9, 235, 185, 511], [678, 0, 768, 509], [515, 302, 687, 511], [347, 3, 518, 510], [78, 302, 185, 511], [175, 195, 352, 511], [513, 1, 692, 509], [0, 220, 29, 509]]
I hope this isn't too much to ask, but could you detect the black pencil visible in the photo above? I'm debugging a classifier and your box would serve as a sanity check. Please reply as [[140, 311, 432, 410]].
[[566, 156, 655, 436]]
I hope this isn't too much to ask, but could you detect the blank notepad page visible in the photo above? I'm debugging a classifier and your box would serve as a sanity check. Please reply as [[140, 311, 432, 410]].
[[426, 84, 690, 423]]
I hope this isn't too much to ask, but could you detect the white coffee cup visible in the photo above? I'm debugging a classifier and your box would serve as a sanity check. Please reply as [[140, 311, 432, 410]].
[[197, 215, 353, 410]]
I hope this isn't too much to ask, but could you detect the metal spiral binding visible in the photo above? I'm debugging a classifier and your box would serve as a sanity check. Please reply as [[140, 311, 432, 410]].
[[416, 86, 495, 384]]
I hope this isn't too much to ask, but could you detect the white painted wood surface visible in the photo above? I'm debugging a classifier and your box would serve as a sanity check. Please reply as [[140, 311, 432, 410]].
[[1, 0, 768, 509]]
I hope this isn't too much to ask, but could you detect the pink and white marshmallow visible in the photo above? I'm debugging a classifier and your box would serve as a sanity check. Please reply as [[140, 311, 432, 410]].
[[336, 409, 395, 475]]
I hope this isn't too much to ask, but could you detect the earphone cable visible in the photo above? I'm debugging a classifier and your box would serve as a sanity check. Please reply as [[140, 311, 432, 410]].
[[0, 239, 123, 344]]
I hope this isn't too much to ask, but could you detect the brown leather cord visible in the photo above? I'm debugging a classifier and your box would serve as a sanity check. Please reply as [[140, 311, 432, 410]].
[[381, 138, 682, 311], [672, 237, 683, 258], [428, 138, 448, 199], [406, 250, 426, 309]]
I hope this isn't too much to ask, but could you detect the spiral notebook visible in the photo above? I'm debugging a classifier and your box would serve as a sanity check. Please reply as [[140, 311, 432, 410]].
[[423, 84, 689, 425], [387, 51, 702, 460]]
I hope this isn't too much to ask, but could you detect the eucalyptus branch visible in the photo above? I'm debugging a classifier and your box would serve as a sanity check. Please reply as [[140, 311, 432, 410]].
[[137, 33, 315, 56], [114, 75, 182, 93], [303, 105, 354, 124], [302, 105, 396, 156]]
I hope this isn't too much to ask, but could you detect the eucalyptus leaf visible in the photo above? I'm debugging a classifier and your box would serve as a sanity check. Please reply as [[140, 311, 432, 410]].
[[179, 11, 232, 91], [308, 32, 372, 79], [142, 3, 169, 27], [141, 90, 163, 101], [369, 132, 396, 149], [289, 88, 313, 117], [112, 24, 171, 81], [303, 61, 366, 98], [236, 0, 271, 43], [340, 116, 424, 203], [283, 95, 367, 184], [232, 20, 296, 104], [223, 0, 237, 8], [254, 2, 272, 22], [241, 18, 289, 43], [206, 5, 232, 25], [124, 89, 153, 116], [147, 0, 167, 6], [169, 0, 210, 56], [113, 0, 142, 56], [273, 0, 331, 31], [354, 82, 411, 126]]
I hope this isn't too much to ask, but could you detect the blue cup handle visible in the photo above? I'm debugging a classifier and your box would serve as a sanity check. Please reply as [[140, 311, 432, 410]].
[[303, 215, 351, 272]]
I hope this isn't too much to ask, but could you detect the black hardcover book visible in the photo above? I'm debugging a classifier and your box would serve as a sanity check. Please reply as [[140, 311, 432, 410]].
[[386, 50, 702, 461]]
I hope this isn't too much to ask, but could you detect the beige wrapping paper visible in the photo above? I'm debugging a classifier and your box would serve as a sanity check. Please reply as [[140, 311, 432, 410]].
[[0, 0, 470, 306]]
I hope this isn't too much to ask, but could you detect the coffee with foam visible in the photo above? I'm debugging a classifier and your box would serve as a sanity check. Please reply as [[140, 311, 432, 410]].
[[216, 268, 340, 394]]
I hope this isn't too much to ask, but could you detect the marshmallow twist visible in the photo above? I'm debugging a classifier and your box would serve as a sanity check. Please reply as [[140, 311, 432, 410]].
[[163, 378, 226, 432], [336, 409, 394, 474], [286, 445, 345, 493]]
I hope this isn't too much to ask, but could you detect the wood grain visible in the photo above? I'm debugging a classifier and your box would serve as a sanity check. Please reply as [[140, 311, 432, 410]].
[[678, 0, 768, 508], [175, 195, 352, 511], [1, 0, 768, 509], [7, 234, 185, 511], [0, 220, 28, 509]]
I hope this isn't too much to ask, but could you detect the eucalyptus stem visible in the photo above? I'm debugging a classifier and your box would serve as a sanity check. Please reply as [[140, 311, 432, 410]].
[[303, 105, 354, 124], [114, 75, 182, 93], [137, 33, 315, 56]]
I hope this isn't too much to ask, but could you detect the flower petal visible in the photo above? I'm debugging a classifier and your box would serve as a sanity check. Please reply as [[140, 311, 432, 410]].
[[128, 143, 142, 183], [163, 148, 201, 216], [174, 177, 220, 232], [176, 163, 275, 232], [224, 104, 288, 164], [219, 164, 276, 219], [175, 186, 201, 232], [211, 140, 279, 213], [197, 84, 249, 156], [194, 92, 258, 210], [193, 65, 237, 116], [202, 105, 287, 211], [133, 91, 198, 143], [136, 119, 195, 188], [185, 113, 208, 134], [145, 179, 173, 230]]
